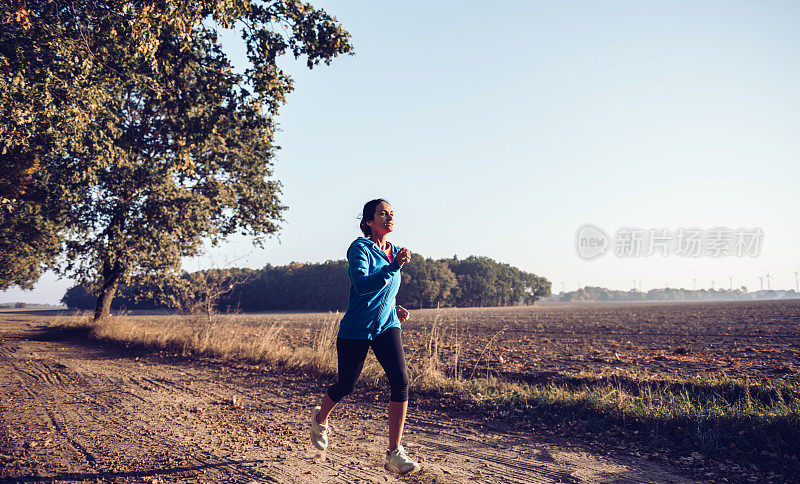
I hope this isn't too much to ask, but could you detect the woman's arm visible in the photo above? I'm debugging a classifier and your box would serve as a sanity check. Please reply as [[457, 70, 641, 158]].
[[348, 244, 401, 296]]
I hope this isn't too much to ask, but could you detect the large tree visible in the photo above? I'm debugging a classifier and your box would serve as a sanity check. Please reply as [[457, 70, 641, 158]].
[[1, 0, 352, 321], [447, 256, 499, 307]]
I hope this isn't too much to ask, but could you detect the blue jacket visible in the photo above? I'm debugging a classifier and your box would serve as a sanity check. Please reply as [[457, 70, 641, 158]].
[[338, 237, 402, 340]]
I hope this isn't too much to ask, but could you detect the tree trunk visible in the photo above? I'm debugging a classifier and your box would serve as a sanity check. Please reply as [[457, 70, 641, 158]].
[[93, 259, 124, 323]]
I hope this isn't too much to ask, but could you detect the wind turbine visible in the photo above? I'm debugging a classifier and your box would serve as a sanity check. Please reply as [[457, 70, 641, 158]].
[[729, 276, 733, 290], [794, 270, 799, 292], [765, 270, 773, 291], [759, 275, 764, 291], [692, 278, 697, 290]]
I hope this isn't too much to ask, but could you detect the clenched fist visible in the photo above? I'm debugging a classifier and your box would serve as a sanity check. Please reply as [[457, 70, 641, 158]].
[[396, 247, 411, 267], [397, 305, 410, 322]]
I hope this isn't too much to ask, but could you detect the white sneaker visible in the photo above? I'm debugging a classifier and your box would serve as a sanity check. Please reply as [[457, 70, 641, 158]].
[[310, 406, 329, 450], [385, 444, 420, 474]]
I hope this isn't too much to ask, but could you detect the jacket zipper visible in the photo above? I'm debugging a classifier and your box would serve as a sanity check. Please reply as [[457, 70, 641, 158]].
[[372, 285, 391, 337], [370, 242, 394, 338]]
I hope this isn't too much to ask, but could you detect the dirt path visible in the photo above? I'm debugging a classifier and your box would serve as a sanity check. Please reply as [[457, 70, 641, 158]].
[[0, 319, 699, 483]]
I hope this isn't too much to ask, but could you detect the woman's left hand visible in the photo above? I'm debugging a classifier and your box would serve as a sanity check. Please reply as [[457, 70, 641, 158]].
[[397, 305, 410, 322]]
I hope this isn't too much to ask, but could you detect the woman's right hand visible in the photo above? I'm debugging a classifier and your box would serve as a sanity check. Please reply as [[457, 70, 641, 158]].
[[396, 247, 411, 266]]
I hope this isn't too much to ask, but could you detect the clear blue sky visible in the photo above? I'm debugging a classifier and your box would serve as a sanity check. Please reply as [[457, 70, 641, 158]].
[[4, 1, 799, 304]]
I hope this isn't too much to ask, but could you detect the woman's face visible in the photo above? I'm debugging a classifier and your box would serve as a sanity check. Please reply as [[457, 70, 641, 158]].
[[367, 201, 394, 237]]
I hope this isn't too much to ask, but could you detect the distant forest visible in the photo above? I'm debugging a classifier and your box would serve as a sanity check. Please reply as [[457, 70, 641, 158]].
[[62, 254, 552, 312], [558, 286, 800, 302]]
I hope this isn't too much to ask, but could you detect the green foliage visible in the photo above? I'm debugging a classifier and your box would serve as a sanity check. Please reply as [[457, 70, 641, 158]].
[[60, 285, 96, 310], [1, 1, 353, 317], [397, 252, 457, 309], [0, 200, 62, 290], [446, 256, 550, 307], [228, 260, 349, 311], [61, 280, 175, 310]]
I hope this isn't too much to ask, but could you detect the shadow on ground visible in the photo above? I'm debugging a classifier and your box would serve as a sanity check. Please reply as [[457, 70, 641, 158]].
[[10, 459, 266, 483]]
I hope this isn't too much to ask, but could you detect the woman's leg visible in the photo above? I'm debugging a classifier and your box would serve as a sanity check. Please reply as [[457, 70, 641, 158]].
[[319, 337, 370, 423], [387, 400, 408, 450], [316, 392, 337, 426], [371, 327, 410, 451]]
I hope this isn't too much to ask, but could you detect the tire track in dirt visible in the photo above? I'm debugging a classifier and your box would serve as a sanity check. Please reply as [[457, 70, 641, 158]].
[[401, 413, 577, 483], [397, 412, 562, 482], [2, 357, 101, 473], [123, 359, 364, 481], [2, 346, 272, 482], [411, 437, 576, 484], [5, 342, 379, 482], [44, 407, 99, 465], [86, 372, 274, 484]]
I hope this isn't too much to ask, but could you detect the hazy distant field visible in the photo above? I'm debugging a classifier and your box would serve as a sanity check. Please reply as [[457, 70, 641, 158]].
[[12, 299, 798, 382]]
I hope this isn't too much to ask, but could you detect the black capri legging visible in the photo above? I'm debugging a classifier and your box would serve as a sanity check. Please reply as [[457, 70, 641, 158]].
[[326, 327, 409, 403]]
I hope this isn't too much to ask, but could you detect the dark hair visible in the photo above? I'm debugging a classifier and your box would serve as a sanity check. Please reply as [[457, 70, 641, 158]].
[[359, 198, 389, 237]]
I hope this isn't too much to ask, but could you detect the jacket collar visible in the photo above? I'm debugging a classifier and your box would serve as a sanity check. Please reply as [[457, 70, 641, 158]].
[[359, 236, 397, 263]]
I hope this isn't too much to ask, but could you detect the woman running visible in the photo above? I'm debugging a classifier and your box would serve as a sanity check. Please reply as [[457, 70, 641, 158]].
[[310, 198, 420, 475]]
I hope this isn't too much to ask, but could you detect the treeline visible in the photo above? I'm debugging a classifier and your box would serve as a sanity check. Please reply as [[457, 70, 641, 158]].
[[559, 286, 800, 302], [62, 253, 551, 312]]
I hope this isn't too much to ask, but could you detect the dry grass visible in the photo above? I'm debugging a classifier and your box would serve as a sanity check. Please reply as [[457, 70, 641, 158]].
[[59, 308, 468, 395], [67, 309, 393, 386]]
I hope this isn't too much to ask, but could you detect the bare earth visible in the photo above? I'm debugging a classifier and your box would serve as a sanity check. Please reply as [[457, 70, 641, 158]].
[[0, 317, 700, 483]]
